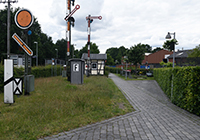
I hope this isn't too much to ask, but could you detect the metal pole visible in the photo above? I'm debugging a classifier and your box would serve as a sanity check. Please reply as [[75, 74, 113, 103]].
[[67, 0, 71, 57], [87, 15, 91, 77], [7, 0, 10, 59], [85, 15, 102, 77], [55, 49, 58, 76], [171, 32, 175, 102], [69, 1, 71, 57], [34, 42, 38, 66], [24, 33, 29, 95], [173, 32, 175, 68], [125, 62, 127, 79], [36, 43, 38, 66]]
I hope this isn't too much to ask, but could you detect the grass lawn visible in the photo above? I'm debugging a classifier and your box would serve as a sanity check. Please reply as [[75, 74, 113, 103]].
[[0, 76, 134, 140], [116, 74, 155, 80]]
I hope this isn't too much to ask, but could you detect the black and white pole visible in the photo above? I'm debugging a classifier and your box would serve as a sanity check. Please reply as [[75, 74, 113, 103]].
[[67, 0, 71, 56], [4, 59, 14, 104]]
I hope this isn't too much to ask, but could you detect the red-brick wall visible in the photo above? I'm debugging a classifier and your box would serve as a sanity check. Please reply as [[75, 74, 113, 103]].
[[142, 50, 173, 64]]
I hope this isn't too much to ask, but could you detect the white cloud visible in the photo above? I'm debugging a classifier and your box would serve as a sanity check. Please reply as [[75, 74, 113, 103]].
[[1, 0, 200, 53]]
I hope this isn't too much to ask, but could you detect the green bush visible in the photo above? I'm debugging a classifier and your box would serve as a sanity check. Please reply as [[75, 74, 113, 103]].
[[105, 66, 153, 76], [154, 67, 200, 116], [0, 64, 63, 93]]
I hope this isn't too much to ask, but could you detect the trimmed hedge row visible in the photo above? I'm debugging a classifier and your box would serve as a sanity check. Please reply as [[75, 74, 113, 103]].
[[105, 66, 152, 75], [154, 67, 200, 116], [0, 65, 62, 93]]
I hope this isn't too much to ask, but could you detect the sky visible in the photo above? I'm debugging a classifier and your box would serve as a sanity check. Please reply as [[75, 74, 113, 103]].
[[1, 0, 200, 53]]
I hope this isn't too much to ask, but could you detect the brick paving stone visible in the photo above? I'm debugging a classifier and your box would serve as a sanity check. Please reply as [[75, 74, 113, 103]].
[[40, 73, 200, 140]]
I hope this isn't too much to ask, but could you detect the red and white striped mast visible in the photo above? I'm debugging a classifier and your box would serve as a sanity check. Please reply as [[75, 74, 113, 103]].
[[65, 0, 80, 57], [67, 0, 71, 56], [86, 15, 102, 76]]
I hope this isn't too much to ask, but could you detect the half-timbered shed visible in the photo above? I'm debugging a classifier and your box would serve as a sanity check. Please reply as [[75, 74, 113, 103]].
[[81, 53, 107, 75]]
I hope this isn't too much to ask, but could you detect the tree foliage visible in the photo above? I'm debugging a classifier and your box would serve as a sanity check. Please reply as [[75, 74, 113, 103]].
[[127, 43, 146, 68], [106, 46, 128, 64], [105, 44, 154, 66], [152, 47, 162, 53], [140, 43, 152, 53], [0, 6, 56, 65], [106, 54, 115, 65], [188, 45, 200, 58], [163, 39, 178, 51], [74, 42, 100, 58]]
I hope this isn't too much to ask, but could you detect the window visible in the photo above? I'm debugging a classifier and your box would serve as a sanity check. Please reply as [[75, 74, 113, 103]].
[[92, 63, 97, 69]]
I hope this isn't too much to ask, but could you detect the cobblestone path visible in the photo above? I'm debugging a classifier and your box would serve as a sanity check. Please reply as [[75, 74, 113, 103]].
[[40, 73, 200, 140]]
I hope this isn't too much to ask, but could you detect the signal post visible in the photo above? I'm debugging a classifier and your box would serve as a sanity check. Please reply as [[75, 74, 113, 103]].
[[65, 0, 80, 57], [85, 15, 102, 77]]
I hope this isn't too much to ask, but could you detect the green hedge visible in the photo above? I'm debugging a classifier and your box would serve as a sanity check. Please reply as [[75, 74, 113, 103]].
[[105, 66, 121, 74], [154, 67, 200, 116], [105, 66, 152, 75], [0, 65, 63, 93]]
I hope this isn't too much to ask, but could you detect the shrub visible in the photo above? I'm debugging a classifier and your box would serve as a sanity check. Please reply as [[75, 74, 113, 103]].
[[154, 67, 200, 116], [105, 66, 152, 75], [0, 64, 63, 93]]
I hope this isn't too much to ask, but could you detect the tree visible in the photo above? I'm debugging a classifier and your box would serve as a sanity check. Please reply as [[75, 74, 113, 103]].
[[163, 39, 178, 51], [127, 43, 145, 70], [78, 42, 100, 58], [116, 46, 128, 63], [0, 7, 22, 61], [140, 43, 152, 53], [106, 47, 118, 61], [106, 54, 115, 65], [55, 39, 67, 60], [188, 45, 200, 58], [38, 33, 55, 65], [0, 6, 58, 65], [152, 47, 162, 53], [74, 49, 79, 58], [106, 46, 128, 64]]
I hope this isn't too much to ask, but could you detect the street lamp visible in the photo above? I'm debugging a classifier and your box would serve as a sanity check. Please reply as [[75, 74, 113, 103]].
[[165, 32, 176, 102], [165, 32, 176, 68], [34, 41, 38, 66]]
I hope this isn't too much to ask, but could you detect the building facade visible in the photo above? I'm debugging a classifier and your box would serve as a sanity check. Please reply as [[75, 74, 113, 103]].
[[142, 50, 173, 68], [81, 53, 107, 75]]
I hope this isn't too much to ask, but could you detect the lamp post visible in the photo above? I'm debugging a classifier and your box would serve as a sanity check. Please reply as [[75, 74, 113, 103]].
[[34, 42, 38, 66], [124, 56, 128, 80], [165, 32, 176, 68], [165, 32, 176, 102]]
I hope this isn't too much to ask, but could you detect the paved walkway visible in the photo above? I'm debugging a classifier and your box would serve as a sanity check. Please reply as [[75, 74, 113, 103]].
[[41, 73, 200, 140]]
